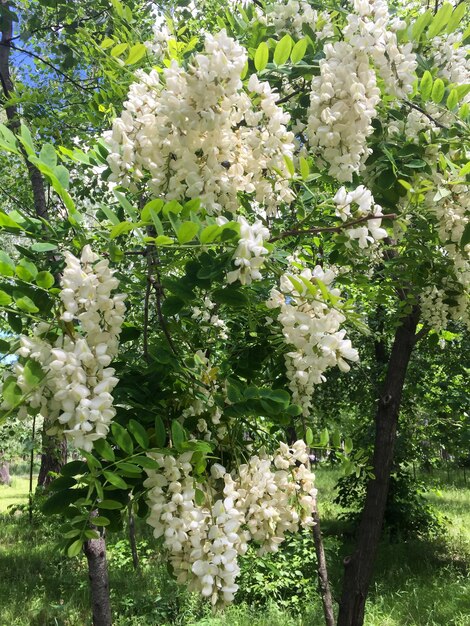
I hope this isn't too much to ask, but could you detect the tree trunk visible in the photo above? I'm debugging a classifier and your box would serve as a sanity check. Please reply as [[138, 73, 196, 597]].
[[0, 457, 11, 485], [84, 529, 113, 626], [337, 306, 420, 626], [312, 506, 335, 626], [37, 429, 67, 487]]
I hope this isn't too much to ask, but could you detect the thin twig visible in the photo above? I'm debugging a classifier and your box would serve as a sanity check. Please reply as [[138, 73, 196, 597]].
[[270, 213, 397, 242], [1, 41, 96, 92], [405, 100, 449, 130]]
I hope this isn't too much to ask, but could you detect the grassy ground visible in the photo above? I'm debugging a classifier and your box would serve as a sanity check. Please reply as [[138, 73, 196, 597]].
[[0, 468, 468, 626]]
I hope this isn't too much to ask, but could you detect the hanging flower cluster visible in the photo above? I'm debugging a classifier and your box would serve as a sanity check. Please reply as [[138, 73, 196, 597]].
[[266, 265, 359, 415], [259, 0, 333, 39], [333, 185, 388, 248], [191, 297, 229, 341], [105, 30, 295, 216], [307, 0, 416, 182], [218, 215, 270, 285], [181, 351, 226, 442], [1, 246, 125, 451], [144, 440, 316, 606]]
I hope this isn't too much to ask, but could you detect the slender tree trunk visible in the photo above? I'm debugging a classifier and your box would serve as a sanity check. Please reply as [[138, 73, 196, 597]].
[[337, 307, 420, 626], [0, 456, 11, 485], [84, 528, 113, 626], [37, 429, 67, 487], [312, 506, 335, 626], [1, 0, 66, 484], [128, 502, 139, 570]]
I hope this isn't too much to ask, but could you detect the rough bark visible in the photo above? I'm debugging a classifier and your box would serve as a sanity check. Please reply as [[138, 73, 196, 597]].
[[0, 458, 11, 485], [312, 506, 335, 626], [37, 430, 67, 487], [84, 529, 113, 626], [1, 1, 66, 484], [337, 306, 420, 626]]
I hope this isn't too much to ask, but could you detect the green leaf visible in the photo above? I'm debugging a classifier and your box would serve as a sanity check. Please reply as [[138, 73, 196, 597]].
[[16, 259, 38, 281], [431, 78, 445, 104], [0, 211, 21, 230], [290, 38, 307, 64], [305, 427, 313, 446], [161, 296, 185, 316], [128, 419, 150, 449], [111, 423, 134, 454], [19, 124, 35, 155], [36, 271, 55, 289], [0, 290, 12, 306], [94, 439, 116, 462], [83, 530, 100, 540], [31, 242, 58, 253], [61, 460, 87, 476], [110, 221, 134, 239], [67, 539, 83, 557], [428, 2, 453, 38], [344, 437, 353, 454], [446, 88, 458, 110], [171, 420, 186, 452], [155, 235, 174, 245], [299, 156, 310, 180], [132, 455, 160, 469], [332, 430, 341, 448], [200, 224, 221, 244], [461, 222, 470, 249], [23, 360, 44, 387], [283, 155, 295, 177], [125, 43, 147, 65], [194, 488, 205, 506], [177, 221, 199, 244], [14, 294, 39, 313], [286, 404, 302, 416], [93, 516, 110, 526], [39, 143, 57, 169], [154, 416, 166, 448], [274, 34, 293, 65], [49, 476, 77, 491], [420, 71, 433, 101], [141, 198, 164, 222], [212, 286, 249, 307], [2, 376, 22, 407], [103, 471, 128, 490], [319, 428, 329, 447], [98, 499, 123, 510], [100, 37, 114, 49], [111, 42, 128, 57], [446, 2, 467, 33], [412, 10, 432, 41], [114, 191, 138, 220], [254, 41, 269, 72], [0, 251, 15, 276]]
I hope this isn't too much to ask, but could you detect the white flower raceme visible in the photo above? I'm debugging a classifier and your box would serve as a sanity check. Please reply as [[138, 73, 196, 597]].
[[306, 0, 416, 182], [433, 33, 470, 97], [105, 30, 294, 216], [333, 185, 387, 248], [260, 0, 333, 40], [191, 297, 228, 341], [221, 215, 270, 285], [267, 265, 359, 415], [144, 440, 316, 605], [1, 246, 125, 451], [307, 41, 380, 182]]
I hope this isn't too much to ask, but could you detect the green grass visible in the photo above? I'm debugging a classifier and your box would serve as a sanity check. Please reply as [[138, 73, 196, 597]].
[[0, 468, 469, 626], [0, 475, 31, 513]]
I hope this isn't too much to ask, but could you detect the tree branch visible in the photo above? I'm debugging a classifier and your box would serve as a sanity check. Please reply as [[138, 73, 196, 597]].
[[1, 41, 96, 93], [270, 213, 397, 243], [404, 100, 449, 130]]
